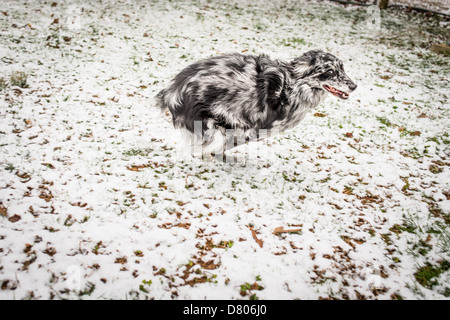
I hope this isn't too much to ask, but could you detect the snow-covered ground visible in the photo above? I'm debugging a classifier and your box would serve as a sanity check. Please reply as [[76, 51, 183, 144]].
[[0, 0, 448, 300]]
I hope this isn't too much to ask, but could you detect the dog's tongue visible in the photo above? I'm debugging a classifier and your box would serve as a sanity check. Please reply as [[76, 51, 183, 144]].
[[324, 85, 349, 100]]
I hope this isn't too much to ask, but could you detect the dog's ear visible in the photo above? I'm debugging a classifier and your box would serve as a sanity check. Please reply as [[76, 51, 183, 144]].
[[291, 50, 323, 78]]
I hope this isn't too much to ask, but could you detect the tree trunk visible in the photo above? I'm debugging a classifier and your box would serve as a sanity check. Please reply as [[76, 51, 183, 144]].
[[379, 0, 389, 9]]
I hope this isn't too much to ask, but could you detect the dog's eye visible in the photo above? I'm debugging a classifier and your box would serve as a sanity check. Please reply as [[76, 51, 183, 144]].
[[326, 70, 334, 76]]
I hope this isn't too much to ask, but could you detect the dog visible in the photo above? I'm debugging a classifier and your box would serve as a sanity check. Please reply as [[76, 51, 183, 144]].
[[155, 49, 357, 158]]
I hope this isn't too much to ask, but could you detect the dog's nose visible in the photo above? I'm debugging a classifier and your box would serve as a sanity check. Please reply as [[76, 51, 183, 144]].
[[349, 83, 357, 91]]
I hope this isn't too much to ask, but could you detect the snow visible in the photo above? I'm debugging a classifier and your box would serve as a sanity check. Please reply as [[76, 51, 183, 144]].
[[0, 0, 449, 300]]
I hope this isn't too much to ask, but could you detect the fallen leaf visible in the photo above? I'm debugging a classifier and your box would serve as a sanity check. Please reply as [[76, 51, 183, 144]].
[[314, 113, 327, 117], [174, 223, 191, 229], [0, 204, 7, 217], [272, 226, 302, 235], [42, 163, 55, 169], [345, 132, 353, 138], [114, 256, 127, 264], [343, 186, 354, 195], [127, 164, 149, 172], [8, 214, 21, 223], [70, 202, 87, 207], [248, 225, 263, 248]]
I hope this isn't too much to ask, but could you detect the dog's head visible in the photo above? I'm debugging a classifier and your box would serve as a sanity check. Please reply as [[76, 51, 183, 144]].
[[292, 50, 357, 100]]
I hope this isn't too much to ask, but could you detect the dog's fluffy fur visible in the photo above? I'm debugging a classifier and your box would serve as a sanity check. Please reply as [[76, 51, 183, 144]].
[[155, 49, 357, 156]]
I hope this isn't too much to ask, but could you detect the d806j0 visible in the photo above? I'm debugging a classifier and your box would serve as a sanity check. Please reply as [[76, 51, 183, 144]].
[[227, 304, 266, 317]]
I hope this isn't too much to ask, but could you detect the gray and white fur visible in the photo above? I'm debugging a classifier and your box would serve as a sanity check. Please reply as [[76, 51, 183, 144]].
[[155, 49, 357, 157]]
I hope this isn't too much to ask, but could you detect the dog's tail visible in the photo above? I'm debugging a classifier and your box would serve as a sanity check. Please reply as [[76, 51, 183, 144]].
[[153, 89, 173, 123]]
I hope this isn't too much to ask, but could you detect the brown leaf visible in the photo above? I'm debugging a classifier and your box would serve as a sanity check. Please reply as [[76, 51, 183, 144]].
[[410, 131, 421, 136], [343, 186, 354, 195], [114, 256, 127, 264], [160, 222, 191, 229], [71, 202, 87, 207], [0, 204, 7, 217], [341, 235, 355, 249], [314, 113, 327, 117], [174, 223, 191, 229], [44, 247, 57, 257], [39, 186, 53, 202], [134, 250, 144, 257], [272, 226, 302, 235], [127, 164, 149, 172], [8, 214, 21, 223], [247, 225, 263, 248], [42, 163, 55, 169], [345, 132, 353, 138], [250, 282, 263, 290], [160, 222, 172, 229]]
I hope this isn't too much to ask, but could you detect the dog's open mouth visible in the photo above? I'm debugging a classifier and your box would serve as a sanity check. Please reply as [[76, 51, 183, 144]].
[[323, 85, 349, 100]]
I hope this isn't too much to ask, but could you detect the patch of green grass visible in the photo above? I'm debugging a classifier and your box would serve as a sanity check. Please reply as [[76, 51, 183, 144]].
[[412, 239, 432, 256], [78, 282, 96, 296], [390, 223, 416, 235], [376, 116, 393, 127], [414, 260, 449, 292], [10, 71, 28, 88], [196, 12, 205, 22], [281, 171, 302, 183], [139, 279, 152, 293], [253, 22, 266, 31], [239, 275, 264, 298], [281, 37, 307, 47], [123, 147, 152, 157]]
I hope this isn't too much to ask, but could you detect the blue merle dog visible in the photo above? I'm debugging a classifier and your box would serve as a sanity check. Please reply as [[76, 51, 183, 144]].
[[155, 49, 357, 158]]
